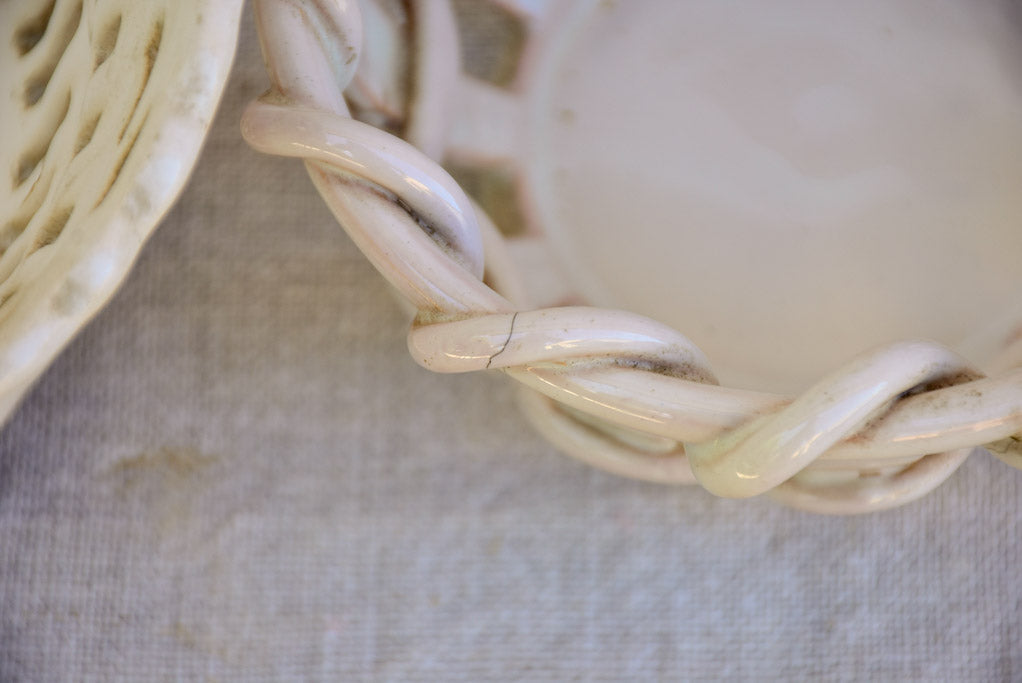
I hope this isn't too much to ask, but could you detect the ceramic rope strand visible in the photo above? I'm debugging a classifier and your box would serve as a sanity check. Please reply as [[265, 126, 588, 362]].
[[243, 0, 1022, 513]]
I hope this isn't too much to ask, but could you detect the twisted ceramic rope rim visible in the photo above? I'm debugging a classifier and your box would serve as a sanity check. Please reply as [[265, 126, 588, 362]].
[[242, 0, 1022, 513]]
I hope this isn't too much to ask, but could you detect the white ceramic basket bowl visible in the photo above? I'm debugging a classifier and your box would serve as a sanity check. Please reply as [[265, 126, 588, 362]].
[[242, 0, 1022, 514], [0, 0, 242, 420], [6, 0, 1018, 515]]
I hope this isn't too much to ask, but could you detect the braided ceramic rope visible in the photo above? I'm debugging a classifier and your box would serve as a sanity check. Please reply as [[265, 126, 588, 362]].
[[242, 0, 1022, 513]]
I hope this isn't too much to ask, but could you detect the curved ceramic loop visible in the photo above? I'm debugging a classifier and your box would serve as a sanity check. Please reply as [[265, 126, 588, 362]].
[[686, 341, 979, 498], [306, 166, 510, 315], [253, 0, 363, 114], [242, 101, 485, 280], [408, 306, 717, 382], [770, 448, 973, 514], [517, 389, 697, 485]]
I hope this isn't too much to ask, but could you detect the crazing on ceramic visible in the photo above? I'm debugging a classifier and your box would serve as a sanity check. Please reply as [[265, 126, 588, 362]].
[[0, 0, 243, 422], [244, 0, 1022, 513]]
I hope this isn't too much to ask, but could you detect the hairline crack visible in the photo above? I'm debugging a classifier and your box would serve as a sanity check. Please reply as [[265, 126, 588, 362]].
[[486, 311, 518, 369]]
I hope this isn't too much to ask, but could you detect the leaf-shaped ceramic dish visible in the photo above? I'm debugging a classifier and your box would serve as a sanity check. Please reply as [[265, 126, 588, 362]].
[[0, 0, 242, 421]]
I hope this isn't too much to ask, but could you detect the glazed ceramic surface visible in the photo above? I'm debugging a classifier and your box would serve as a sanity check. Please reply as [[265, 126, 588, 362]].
[[0, 0, 242, 422], [245, 0, 1022, 513], [518, 0, 1022, 394]]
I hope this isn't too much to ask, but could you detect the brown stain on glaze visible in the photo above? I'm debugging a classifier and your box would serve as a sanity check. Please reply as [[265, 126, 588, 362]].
[[117, 17, 163, 142], [0, 219, 29, 254], [94, 117, 146, 207], [32, 205, 72, 250], [13, 0, 57, 56], [73, 112, 102, 155], [14, 90, 71, 186], [0, 288, 19, 311], [92, 14, 121, 70], [1, 170, 53, 252], [142, 17, 164, 84], [22, 1, 82, 107]]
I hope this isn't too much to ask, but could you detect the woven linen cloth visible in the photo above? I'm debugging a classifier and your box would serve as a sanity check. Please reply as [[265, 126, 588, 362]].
[[1, 8, 1020, 682]]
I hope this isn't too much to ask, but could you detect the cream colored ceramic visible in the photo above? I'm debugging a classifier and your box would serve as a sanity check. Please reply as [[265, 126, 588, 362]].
[[0, 0, 242, 422], [245, 0, 1022, 513]]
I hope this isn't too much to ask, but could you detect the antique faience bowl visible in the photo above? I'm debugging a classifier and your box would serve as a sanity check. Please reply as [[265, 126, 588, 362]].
[[0, 0, 242, 421], [243, 0, 1022, 513]]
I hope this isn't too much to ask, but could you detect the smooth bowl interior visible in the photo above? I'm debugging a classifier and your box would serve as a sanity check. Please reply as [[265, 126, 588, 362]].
[[513, 0, 1022, 393]]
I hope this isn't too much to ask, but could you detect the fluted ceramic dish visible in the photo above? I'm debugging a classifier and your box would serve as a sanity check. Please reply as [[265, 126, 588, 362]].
[[252, 0, 1015, 513], [0, 0, 242, 422]]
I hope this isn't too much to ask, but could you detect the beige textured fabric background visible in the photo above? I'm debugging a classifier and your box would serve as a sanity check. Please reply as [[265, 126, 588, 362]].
[[2, 7, 1021, 682]]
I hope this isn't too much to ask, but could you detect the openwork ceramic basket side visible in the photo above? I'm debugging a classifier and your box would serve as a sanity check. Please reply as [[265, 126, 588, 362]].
[[243, 0, 1022, 513], [0, 0, 242, 422]]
